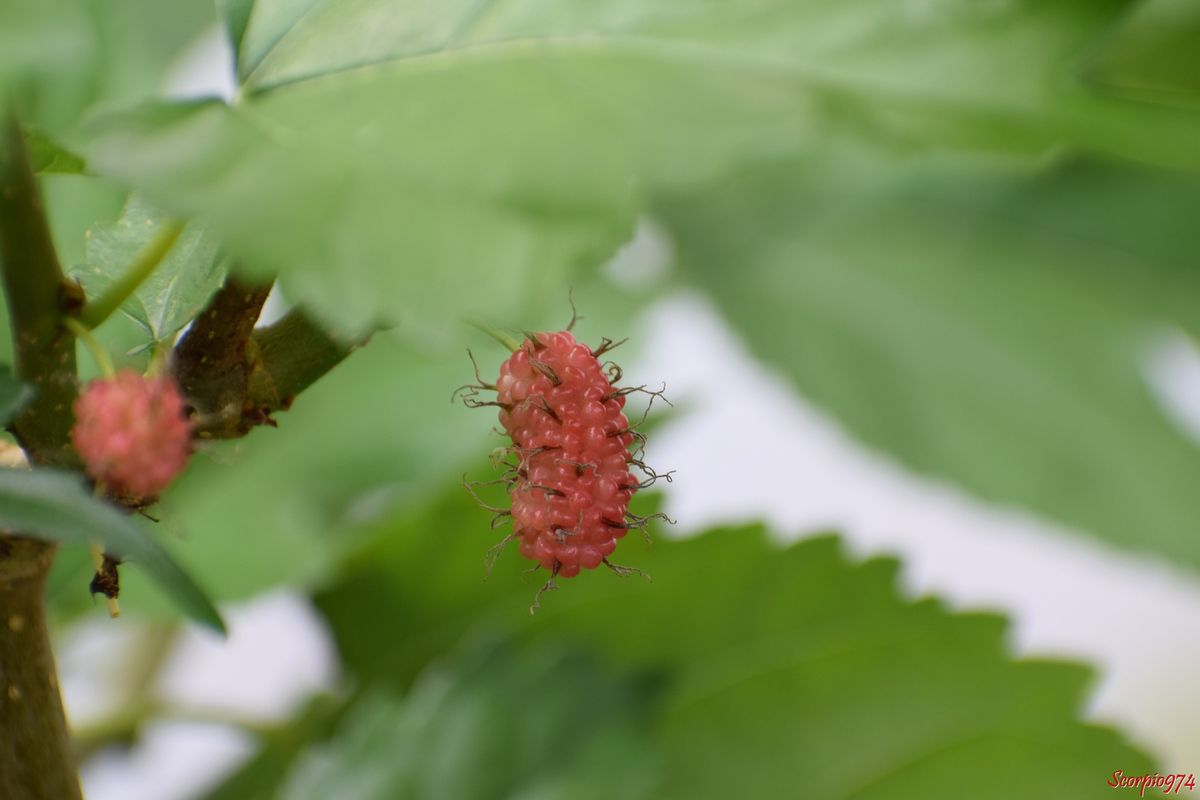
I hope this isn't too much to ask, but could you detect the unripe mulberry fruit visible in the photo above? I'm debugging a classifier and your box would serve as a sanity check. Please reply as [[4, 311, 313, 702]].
[[72, 370, 192, 501], [460, 327, 671, 608]]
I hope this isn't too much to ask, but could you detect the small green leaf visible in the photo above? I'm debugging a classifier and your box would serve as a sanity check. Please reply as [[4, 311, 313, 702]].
[[76, 195, 227, 343], [24, 125, 87, 174], [0, 367, 32, 426], [0, 468, 225, 633]]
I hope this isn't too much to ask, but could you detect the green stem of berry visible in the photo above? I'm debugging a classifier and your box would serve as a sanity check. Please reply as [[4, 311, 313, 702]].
[[78, 219, 184, 330], [62, 316, 115, 379], [467, 319, 521, 352]]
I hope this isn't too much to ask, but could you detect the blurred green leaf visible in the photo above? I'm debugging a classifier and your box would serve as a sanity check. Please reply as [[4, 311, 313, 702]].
[[0, 303, 9, 366], [39, 173, 128, 270], [2, 0, 216, 136], [0, 368, 31, 426], [0, 289, 9, 366], [1085, 0, 1200, 111], [24, 126, 86, 174], [228, 0, 1189, 166], [85, 97, 634, 341], [909, 159, 1200, 340], [659, 152, 1200, 568], [0, 468, 225, 633], [201, 695, 346, 800], [217, 0, 259, 76], [74, 195, 226, 344], [315, 481, 1152, 799], [0, 0, 93, 118], [84, 0, 1200, 336], [281, 641, 662, 800], [45, 543, 99, 625]]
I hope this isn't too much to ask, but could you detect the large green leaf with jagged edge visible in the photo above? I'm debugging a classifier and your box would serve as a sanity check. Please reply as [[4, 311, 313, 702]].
[[82, 0, 1200, 339], [73, 195, 227, 345], [0, 468, 224, 632], [659, 151, 1200, 568], [300, 481, 1153, 800]]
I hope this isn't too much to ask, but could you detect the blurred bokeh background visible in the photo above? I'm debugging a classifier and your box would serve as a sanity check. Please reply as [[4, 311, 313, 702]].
[[5, 1, 1200, 797]]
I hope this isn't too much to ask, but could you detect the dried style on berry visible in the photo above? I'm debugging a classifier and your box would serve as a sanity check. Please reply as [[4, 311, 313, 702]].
[[71, 370, 192, 503], [459, 325, 672, 611]]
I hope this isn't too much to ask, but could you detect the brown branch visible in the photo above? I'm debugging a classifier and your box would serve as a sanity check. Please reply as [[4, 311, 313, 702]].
[[0, 110, 83, 799], [171, 276, 272, 438], [173, 278, 361, 439], [0, 538, 81, 799]]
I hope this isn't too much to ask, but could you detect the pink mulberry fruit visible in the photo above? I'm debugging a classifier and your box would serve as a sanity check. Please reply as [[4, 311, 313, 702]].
[[460, 328, 671, 609], [72, 370, 192, 502]]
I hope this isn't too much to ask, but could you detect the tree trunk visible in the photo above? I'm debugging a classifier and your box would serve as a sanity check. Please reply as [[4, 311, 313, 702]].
[[0, 537, 82, 799]]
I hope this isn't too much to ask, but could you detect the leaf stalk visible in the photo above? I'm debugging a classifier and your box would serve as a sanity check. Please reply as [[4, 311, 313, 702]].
[[78, 219, 184, 329]]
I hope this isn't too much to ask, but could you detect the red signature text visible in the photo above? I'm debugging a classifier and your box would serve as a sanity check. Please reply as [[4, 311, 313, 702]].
[[1109, 771, 1196, 796]]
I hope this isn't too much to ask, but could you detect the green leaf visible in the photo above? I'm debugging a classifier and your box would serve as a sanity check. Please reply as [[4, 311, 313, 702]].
[[1084, 0, 1200, 111], [218, 0, 257, 73], [0, 367, 32, 426], [658, 153, 1200, 566], [2, 0, 216, 136], [86, 98, 632, 338], [39, 173, 128, 271], [280, 641, 662, 800], [200, 696, 345, 800], [0, 296, 8, 366], [0, 0, 93, 115], [88, 0, 1200, 335], [75, 195, 226, 343], [314, 482, 1153, 799], [24, 125, 86, 174], [645, 532, 1152, 800], [0, 468, 225, 633]]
